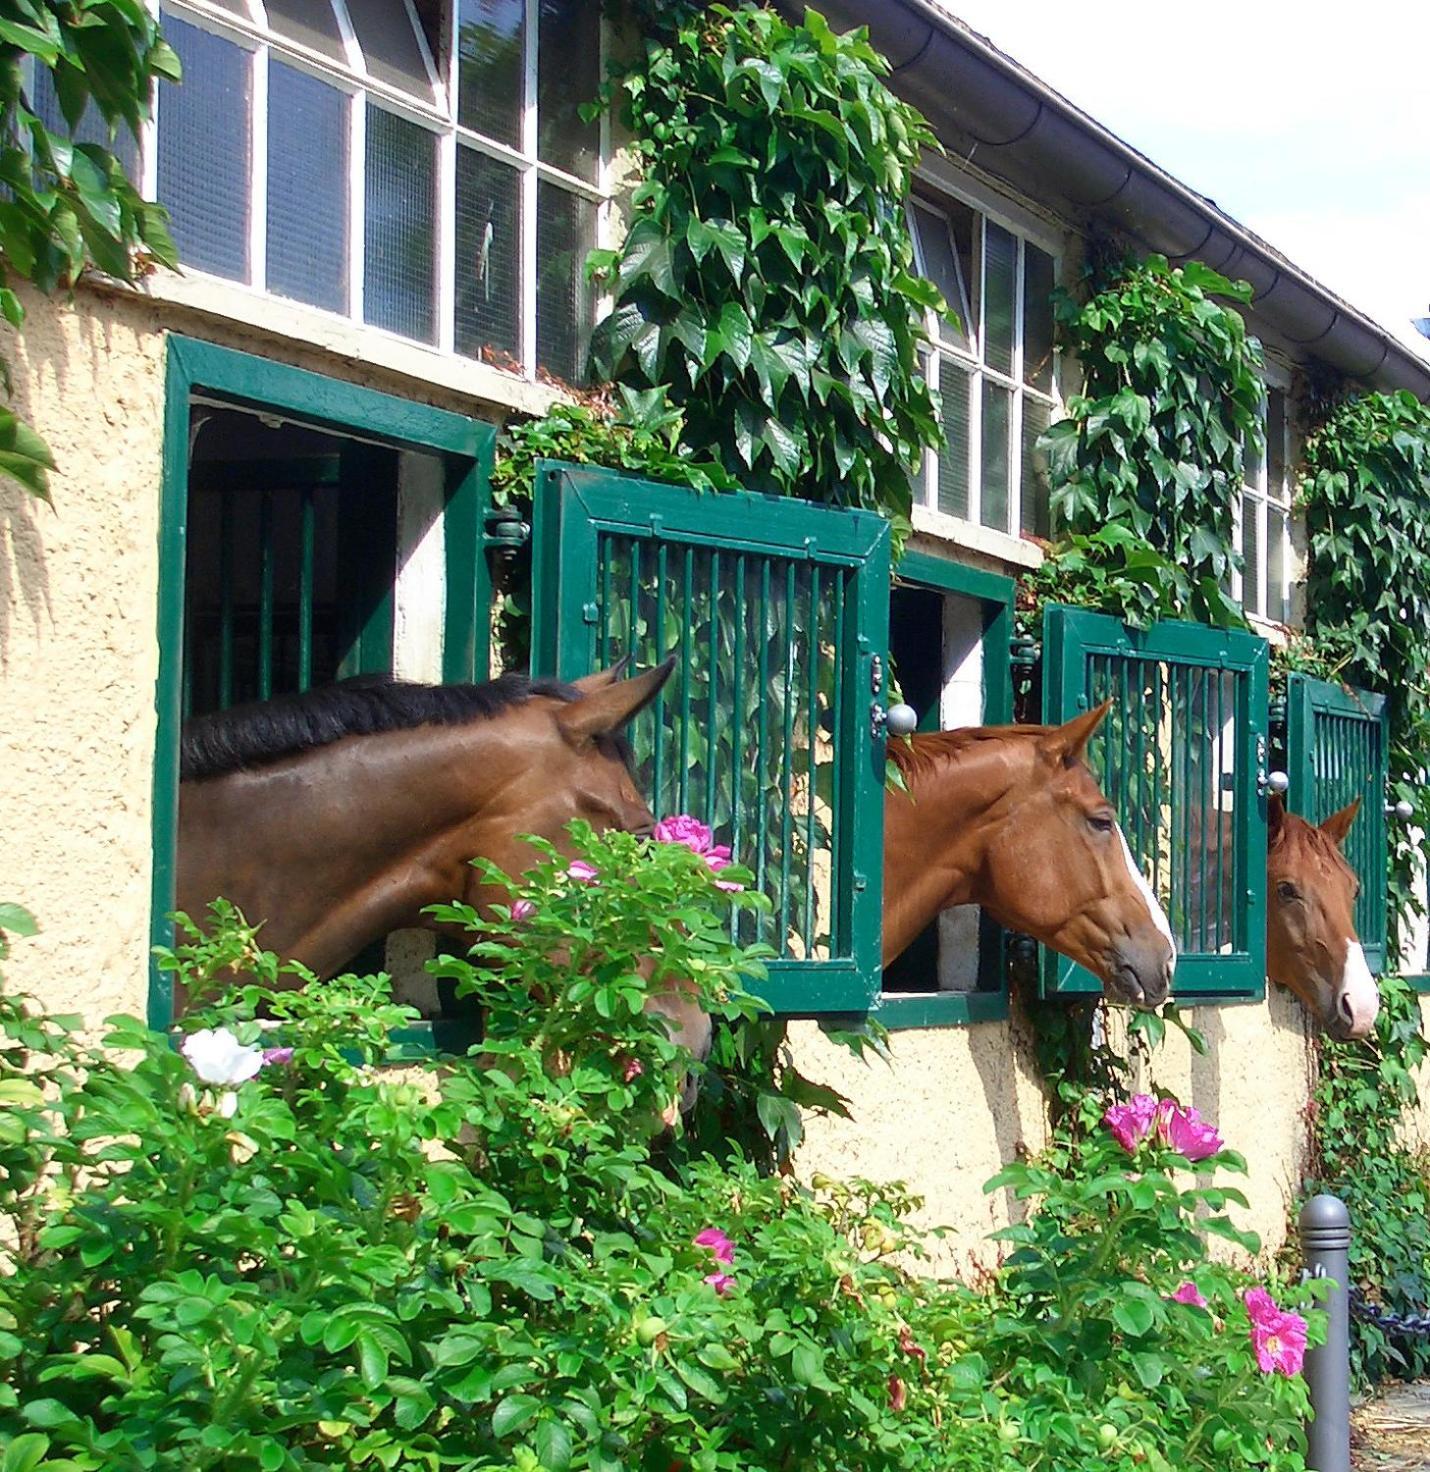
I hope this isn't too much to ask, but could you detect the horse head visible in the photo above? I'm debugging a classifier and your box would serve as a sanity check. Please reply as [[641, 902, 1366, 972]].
[[1266, 794, 1378, 1040], [975, 702, 1177, 1007]]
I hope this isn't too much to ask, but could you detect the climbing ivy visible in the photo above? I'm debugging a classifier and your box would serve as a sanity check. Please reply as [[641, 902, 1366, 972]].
[[587, 3, 942, 538], [0, 0, 179, 500], [1297, 387, 1430, 1380], [1030, 254, 1264, 629]]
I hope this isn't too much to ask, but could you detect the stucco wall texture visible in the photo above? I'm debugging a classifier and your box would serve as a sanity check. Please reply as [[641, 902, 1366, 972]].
[[1, 283, 1427, 1280]]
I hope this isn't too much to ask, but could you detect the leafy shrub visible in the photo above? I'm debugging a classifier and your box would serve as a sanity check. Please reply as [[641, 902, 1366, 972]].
[[985, 1091, 1320, 1471], [0, 848, 1319, 1470]]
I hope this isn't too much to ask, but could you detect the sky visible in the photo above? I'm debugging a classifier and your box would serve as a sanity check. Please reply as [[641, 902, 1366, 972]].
[[931, 0, 1430, 359]]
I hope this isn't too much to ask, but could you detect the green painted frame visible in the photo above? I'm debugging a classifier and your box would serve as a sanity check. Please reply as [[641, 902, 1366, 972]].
[[149, 336, 494, 1051], [1039, 604, 1269, 1001], [1286, 673, 1390, 973], [530, 461, 892, 1015], [874, 550, 1014, 1029]]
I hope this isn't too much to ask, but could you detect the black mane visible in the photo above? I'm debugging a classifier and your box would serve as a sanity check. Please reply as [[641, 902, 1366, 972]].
[[180, 673, 581, 781]]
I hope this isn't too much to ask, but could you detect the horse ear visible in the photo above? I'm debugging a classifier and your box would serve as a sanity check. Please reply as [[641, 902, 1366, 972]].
[[569, 656, 632, 695], [557, 656, 676, 742], [1320, 797, 1361, 849], [1267, 792, 1287, 848], [1038, 700, 1112, 769]]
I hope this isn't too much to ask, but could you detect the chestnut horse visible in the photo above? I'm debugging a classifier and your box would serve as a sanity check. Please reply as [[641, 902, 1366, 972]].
[[882, 703, 1177, 1007], [174, 660, 714, 1057], [1266, 794, 1377, 1038]]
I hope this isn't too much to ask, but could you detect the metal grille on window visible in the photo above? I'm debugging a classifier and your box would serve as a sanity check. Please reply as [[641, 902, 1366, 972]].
[[455, 147, 522, 369], [982, 222, 1017, 378], [267, 62, 348, 315], [344, 0, 437, 98], [264, 0, 347, 62], [363, 107, 437, 344], [538, 0, 601, 183], [981, 382, 1012, 531], [936, 360, 972, 520], [536, 181, 597, 384], [457, 0, 524, 147], [157, 14, 252, 282]]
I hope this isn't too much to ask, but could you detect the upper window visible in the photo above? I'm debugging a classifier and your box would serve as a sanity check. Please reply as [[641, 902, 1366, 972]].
[[154, 0, 603, 384], [908, 194, 1059, 541], [1237, 384, 1293, 624]]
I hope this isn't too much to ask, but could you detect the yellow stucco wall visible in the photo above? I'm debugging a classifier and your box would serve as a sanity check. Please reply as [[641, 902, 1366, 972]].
[[792, 984, 1319, 1275]]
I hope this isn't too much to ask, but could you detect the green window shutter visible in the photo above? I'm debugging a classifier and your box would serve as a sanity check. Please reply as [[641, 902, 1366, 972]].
[[1285, 674, 1389, 972], [530, 462, 891, 1015], [1040, 605, 1269, 999]]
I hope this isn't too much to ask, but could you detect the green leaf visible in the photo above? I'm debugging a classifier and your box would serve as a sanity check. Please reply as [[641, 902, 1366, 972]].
[[2, 1434, 50, 1472], [0, 903, 38, 937], [534, 1418, 573, 1471], [1111, 1297, 1156, 1337], [492, 1394, 541, 1439]]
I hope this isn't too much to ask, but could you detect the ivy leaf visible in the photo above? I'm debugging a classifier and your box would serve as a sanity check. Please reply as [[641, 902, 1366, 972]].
[[717, 302, 753, 373]]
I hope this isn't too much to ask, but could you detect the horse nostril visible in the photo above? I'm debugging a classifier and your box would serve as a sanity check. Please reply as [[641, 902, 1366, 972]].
[[1337, 990, 1356, 1025]]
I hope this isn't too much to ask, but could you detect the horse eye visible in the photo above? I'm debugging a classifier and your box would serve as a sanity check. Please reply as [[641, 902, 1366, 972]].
[[1277, 881, 1301, 904], [1088, 813, 1115, 834]]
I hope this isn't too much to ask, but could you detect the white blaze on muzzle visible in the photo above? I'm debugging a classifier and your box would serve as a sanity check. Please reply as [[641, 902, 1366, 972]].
[[1338, 940, 1379, 1036], [1115, 825, 1177, 972]]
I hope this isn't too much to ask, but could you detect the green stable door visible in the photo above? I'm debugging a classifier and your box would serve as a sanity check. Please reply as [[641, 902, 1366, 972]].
[[1284, 674, 1390, 973], [1040, 605, 1270, 1000], [530, 463, 893, 1014]]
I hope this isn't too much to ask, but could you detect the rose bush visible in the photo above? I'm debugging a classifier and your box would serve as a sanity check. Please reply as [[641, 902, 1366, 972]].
[[0, 851, 1319, 1471]]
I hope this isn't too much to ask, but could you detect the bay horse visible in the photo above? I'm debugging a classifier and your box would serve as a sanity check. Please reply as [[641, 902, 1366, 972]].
[[882, 702, 1177, 1007], [1266, 794, 1376, 1038], [174, 659, 714, 1062]]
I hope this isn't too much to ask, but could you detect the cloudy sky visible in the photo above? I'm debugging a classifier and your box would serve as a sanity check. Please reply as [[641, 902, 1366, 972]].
[[934, 0, 1430, 359]]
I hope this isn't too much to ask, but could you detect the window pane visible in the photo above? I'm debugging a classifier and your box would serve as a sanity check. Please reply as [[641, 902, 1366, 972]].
[[1022, 243, 1056, 392], [936, 356, 971, 519], [458, 0, 523, 148], [1245, 395, 1267, 489], [536, 181, 596, 384], [1268, 504, 1289, 623], [1021, 395, 1052, 538], [455, 145, 521, 369], [911, 202, 970, 348], [157, 14, 251, 281], [267, 62, 348, 314], [1241, 491, 1262, 616], [538, 0, 601, 183], [1268, 387, 1288, 503], [980, 381, 1011, 531], [983, 222, 1016, 377], [346, 0, 434, 97], [364, 107, 436, 343], [265, 0, 346, 62], [31, 58, 141, 181]]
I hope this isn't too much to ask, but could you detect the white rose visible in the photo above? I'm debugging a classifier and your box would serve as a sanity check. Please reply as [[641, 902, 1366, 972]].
[[180, 1027, 265, 1087]]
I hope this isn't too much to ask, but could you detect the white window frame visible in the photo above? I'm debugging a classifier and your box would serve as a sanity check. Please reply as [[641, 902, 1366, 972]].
[[907, 184, 1062, 542], [147, 0, 610, 382], [1234, 371, 1294, 624]]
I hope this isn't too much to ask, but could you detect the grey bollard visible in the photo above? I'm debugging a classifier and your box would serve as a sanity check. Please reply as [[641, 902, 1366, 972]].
[[1299, 1194, 1351, 1472]]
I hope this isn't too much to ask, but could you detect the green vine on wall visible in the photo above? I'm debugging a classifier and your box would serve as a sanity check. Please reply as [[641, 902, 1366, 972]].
[[1026, 254, 1263, 630], [0, 1, 179, 501], [1297, 386, 1430, 1380], [586, 3, 943, 543]]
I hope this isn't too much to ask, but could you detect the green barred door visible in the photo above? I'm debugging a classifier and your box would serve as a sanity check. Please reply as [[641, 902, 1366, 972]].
[[1041, 605, 1269, 998], [1285, 675, 1390, 972], [530, 462, 892, 1014]]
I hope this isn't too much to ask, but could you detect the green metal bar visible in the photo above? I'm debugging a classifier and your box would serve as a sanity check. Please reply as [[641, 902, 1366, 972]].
[[1152, 659, 1165, 902], [829, 570, 845, 949], [803, 564, 821, 957], [651, 540, 668, 813], [597, 535, 612, 669], [754, 559, 771, 941], [1213, 668, 1226, 953], [1185, 667, 1199, 952], [298, 483, 315, 691], [705, 551, 721, 833], [257, 487, 274, 700], [678, 546, 694, 817], [628, 536, 642, 668], [778, 560, 797, 949], [731, 554, 748, 905], [218, 486, 234, 710]]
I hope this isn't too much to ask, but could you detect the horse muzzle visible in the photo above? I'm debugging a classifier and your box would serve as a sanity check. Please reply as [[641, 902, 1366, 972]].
[[1105, 936, 1175, 1009]]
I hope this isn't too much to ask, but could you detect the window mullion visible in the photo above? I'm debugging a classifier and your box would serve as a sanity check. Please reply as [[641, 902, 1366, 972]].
[[1009, 238, 1025, 536], [348, 90, 365, 323], [521, 0, 538, 377], [437, 129, 456, 354], [250, 44, 268, 290]]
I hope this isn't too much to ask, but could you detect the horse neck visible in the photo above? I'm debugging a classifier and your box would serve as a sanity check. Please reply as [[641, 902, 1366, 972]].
[[881, 731, 1029, 965], [178, 719, 524, 973]]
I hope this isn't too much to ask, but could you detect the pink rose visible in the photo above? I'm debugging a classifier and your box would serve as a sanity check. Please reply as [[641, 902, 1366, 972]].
[[654, 815, 717, 854], [1103, 1094, 1158, 1153], [703, 1271, 736, 1296], [1155, 1099, 1224, 1163], [566, 860, 598, 884], [694, 1227, 735, 1265], [1243, 1287, 1308, 1376], [1171, 1281, 1208, 1308], [510, 898, 536, 922]]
